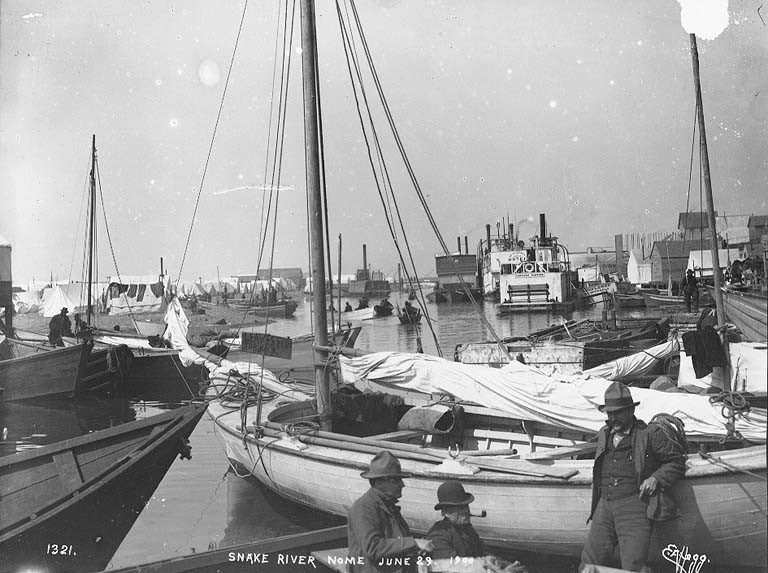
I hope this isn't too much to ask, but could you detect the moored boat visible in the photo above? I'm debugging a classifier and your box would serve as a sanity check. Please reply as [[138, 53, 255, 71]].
[[227, 299, 299, 318], [0, 402, 207, 572], [0, 338, 90, 401], [717, 286, 767, 342]]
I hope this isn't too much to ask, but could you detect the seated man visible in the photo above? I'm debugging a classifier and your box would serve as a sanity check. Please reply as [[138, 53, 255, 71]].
[[427, 481, 485, 559], [427, 481, 528, 572]]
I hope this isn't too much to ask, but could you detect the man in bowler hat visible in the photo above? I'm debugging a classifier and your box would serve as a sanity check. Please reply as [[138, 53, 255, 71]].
[[48, 307, 73, 346], [581, 382, 686, 572], [347, 451, 434, 572], [427, 481, 485, 560]]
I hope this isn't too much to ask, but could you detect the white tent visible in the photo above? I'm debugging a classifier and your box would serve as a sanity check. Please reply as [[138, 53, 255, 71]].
[[106, 275, 168, 316], [12, 290, 42, 314], [40, 284, 87, 318], [626, 249, 653, 284], [686, 249, 741, 277]]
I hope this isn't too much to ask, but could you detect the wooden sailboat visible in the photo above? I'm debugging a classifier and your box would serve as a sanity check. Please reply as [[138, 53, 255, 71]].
[[199, 10, 766, 571], [0, 337, 91, 401], [0, 402, 207, 572], [715, 286, 767, 343]]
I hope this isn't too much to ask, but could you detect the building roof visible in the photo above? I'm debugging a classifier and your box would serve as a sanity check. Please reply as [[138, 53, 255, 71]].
[[748, 215, 768, 228], [649, 240, 692, 259], [678, 211, 715, 230]]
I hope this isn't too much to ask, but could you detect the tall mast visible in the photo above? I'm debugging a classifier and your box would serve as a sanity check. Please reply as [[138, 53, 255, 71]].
[[690, 34, 729, 390], [300, 0, 331, 428], [87, 134, 97, 325]]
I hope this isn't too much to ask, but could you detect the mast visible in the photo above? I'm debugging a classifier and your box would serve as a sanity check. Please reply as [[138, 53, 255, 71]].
[[300, 0, 331, 428], [87, 134, 97, 325], [690, 33, 730, 390]]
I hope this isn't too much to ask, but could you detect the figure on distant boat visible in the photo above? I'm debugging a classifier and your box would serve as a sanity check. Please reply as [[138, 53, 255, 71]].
[[356, 296, 369, 310], [344, 302, 353, 312]]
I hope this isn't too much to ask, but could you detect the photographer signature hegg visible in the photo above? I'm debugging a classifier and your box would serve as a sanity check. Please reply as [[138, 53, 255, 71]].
[[662, 544, 709, 573]]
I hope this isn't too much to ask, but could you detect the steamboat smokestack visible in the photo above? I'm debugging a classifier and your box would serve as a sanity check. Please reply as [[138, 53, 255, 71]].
[[539, 213, 547, 243], [362, 244, 367, 274], [486, 224, 491, 249], [464, 236, 469, 255], [457, 236, 461, 254]]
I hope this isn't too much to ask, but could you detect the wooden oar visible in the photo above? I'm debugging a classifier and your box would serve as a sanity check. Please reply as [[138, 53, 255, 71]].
[[258, 422, 576, 480]]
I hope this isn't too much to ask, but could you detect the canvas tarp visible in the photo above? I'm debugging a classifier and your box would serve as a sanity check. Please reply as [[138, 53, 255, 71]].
[[678, 341, 767, 394], [582, 339, 680, 380], [338, 350, 766, 441]]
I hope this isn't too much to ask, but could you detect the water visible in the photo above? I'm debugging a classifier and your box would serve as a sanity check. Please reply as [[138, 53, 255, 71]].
[[2, 296, 627, 571]]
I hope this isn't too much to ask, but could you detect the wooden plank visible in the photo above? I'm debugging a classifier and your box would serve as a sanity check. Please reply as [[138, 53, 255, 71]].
[[525, 443, 597, 460], [52, 450, 84, 491], [367, 430, 426, 442]]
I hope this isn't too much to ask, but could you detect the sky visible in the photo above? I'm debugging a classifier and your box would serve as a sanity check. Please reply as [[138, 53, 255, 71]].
[[1, 0, 766, 287]]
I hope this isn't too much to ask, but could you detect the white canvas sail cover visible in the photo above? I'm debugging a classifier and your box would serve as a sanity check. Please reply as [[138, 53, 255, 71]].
[[338, 350, 766, 441]]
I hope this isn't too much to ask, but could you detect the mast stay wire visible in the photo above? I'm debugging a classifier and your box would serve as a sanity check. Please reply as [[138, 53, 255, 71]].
[[335, 0, 440, 353], [343, 0, 511, 360]]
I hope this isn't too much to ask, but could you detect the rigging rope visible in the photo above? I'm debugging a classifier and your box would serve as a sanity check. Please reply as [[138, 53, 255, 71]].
[[176, 0, 251, 287]]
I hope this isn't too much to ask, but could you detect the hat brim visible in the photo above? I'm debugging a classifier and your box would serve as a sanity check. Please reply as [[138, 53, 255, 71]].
[[434, 493, 474, 510], [598, 401, 640, 412]]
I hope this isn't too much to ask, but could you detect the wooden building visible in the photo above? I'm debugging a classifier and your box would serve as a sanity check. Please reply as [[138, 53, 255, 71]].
[[647, 240, 693, 285]]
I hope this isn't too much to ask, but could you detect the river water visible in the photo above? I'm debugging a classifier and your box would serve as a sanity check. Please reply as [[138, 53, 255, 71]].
[[2, 295, 651, 571]]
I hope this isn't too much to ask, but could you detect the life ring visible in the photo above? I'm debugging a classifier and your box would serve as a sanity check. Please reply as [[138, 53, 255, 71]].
[[523, 263, 535, 273], [558, 262, 568, 272]]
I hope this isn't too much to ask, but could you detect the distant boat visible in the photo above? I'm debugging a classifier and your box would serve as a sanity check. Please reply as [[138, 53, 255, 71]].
[[226, 299, 299, 318], [496, 214, 575, 313], [0, 339, 90, 402], [0, 403, 207, 572], [397, 305, 422, 324]]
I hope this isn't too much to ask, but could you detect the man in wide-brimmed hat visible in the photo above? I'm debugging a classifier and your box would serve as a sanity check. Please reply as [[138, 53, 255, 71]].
[[347, 451, 434, 572], [580, 382, 686, 572]]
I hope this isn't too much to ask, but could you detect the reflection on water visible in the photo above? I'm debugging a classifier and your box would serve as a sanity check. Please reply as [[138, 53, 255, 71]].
[[1, 296, 650, 570]]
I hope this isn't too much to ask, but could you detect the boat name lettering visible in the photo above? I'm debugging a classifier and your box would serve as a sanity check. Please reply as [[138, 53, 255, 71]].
[[661, 544, 708, 573], [226, 552, 317, 567]]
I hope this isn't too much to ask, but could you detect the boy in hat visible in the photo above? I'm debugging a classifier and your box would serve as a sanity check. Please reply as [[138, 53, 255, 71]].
[[347, 451, 434, 572], [581, 381, 686, 572]]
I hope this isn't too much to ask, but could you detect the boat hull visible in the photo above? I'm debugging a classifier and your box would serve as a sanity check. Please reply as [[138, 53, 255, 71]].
[[0, 342, 89, 402], [209, 399, 766, 569], [0, 403, 207, 572], [718, 287, 768, 342]]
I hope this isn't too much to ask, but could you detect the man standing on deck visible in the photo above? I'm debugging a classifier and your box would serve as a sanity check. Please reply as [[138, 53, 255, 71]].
[[682, 269, 699, 312], [48, 307, 73, 346], [580, 382, 686, 572], [347, 451, 434, 572]]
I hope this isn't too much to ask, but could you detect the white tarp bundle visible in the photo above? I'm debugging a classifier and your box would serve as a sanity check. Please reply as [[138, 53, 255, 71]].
[[338, 351, 766, 441], [582, 339, 680, 380]]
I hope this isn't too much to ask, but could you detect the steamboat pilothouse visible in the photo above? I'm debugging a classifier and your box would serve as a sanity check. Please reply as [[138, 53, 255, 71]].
[[479, 213, 574, 312]]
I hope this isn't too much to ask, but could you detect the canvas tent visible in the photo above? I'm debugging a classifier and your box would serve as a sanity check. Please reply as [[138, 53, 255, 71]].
[[686, 249, 742, 278], [106, 275, 167, 316], [39, 284, 98, 318]]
